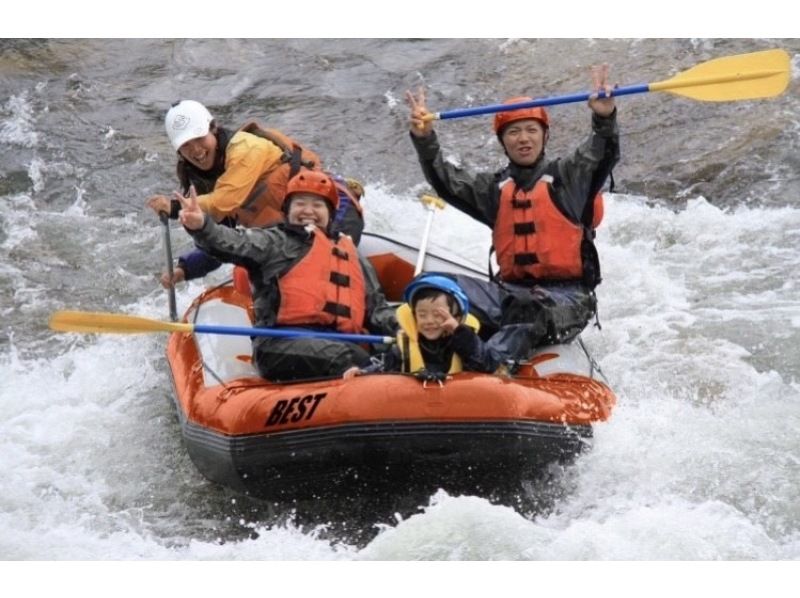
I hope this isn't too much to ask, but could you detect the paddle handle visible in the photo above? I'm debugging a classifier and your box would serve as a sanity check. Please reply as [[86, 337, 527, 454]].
[[193, 324, 394, 344], [159, 213, 178, 322], [414, 211, 435, 276], [434, 84, 648, 121], [413, 194, 445, 276]]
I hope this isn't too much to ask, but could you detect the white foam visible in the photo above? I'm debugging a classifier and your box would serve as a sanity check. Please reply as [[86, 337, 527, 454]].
[[0, 93, 39, 148]]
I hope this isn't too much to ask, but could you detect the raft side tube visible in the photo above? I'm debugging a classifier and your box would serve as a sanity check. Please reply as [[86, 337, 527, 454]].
[[179, 417, 592, 501]]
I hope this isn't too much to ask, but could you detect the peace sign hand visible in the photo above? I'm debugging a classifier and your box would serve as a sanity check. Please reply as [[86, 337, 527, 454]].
[[176, 185, 206, 231], [588, 64, 616, 117], [434, 306, 459, 334], [406, 87, 434, 138]]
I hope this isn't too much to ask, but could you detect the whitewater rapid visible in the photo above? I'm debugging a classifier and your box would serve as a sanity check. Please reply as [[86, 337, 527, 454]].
[[2, 187, 799, 560]]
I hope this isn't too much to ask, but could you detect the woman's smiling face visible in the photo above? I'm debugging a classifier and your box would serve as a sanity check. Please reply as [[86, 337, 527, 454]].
[[178, 131, 218, 171]]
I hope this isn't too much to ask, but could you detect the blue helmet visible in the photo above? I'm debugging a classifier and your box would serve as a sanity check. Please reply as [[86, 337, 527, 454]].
[[403, 274, 470, 317]]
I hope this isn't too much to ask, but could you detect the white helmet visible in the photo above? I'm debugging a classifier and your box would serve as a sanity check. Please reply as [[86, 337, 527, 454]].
[[164, 100, 213, 151]]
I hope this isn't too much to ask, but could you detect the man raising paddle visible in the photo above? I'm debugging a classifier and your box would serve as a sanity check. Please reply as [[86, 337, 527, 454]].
[[406, 65, 620, 368]]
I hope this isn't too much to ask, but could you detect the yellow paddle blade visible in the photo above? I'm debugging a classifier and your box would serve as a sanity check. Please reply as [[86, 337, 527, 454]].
[[420, 194, 446, 210], [651, 49, 790, 101], [49, 310, 193, 334]]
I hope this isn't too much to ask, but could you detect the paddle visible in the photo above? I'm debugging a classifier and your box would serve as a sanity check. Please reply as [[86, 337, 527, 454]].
[[414, 194, 446, 276], [49, 310, 396, 344], [159, 213, 178, 322], [425, 49, 790, 122]]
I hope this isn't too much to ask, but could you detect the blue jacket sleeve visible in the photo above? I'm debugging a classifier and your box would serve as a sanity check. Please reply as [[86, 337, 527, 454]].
[[177, 248, 222, 281]]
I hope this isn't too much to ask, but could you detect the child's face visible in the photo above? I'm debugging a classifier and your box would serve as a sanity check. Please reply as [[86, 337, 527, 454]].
[[413, 295, 454, 341]]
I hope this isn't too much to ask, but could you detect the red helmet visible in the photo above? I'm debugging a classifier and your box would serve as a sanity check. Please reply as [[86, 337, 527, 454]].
[[493, 97, 549, 134], [284, 170, 340, 211]]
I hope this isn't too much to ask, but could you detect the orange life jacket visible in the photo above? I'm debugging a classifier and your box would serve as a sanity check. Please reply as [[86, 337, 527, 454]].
[[492, 175, 603, 283], [233, 121, 323, 227], [276, 229, 367, 334]]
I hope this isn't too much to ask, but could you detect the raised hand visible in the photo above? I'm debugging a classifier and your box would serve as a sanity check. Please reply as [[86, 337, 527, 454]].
[[406, 87, 434, 138], [588, 64, 616, 117], [176, 185, 205, 230]]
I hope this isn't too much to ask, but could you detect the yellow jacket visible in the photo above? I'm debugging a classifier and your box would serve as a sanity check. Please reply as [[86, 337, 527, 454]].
[[196, 131, 285, 224]]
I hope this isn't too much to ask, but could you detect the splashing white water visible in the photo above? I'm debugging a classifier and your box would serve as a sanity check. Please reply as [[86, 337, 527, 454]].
[[2, 188, 799, 564]]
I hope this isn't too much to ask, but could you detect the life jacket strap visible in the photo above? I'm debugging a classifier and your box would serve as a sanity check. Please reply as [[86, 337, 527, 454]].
[[332, 246, 349, 260], [329, 272, 350, 287], [514, 222, 535, 235], [514, 253, 539, 266], [323, 302, 351, 318]]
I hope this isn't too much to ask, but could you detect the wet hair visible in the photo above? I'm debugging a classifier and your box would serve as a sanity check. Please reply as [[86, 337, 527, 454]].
[[410, 288, 461, 318]]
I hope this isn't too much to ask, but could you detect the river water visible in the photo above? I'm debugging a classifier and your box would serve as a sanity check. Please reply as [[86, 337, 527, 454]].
[[1, 39, 799, 566]]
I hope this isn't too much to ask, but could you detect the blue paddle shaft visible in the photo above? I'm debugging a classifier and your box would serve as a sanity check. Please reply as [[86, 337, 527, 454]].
[[437, 84, 650, 120], [192, 323, 392, 344]]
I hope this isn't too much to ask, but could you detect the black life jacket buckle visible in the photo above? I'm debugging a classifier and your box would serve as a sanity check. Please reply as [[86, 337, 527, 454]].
[[414, 369, 448, 387]]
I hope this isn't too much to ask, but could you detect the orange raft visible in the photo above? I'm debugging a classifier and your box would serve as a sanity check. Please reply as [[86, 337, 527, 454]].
[[165, 232, 616, 503]]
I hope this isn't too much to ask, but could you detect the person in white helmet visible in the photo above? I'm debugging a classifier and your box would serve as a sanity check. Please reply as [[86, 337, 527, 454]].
[[146, 100, 364, 287]]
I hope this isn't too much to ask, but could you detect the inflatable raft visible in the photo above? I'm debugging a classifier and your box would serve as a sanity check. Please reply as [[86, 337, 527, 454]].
[[165, 232, 616, 506]]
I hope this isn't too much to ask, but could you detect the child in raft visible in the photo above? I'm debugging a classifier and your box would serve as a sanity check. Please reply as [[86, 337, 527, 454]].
[[343, 273, 500, 380]]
